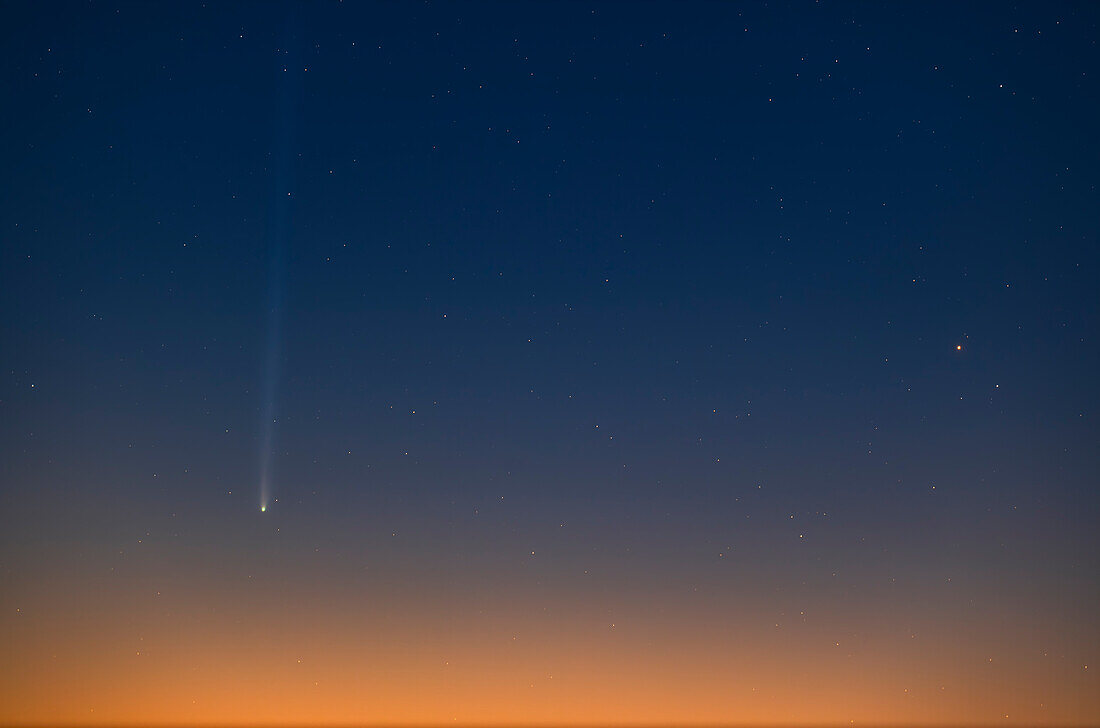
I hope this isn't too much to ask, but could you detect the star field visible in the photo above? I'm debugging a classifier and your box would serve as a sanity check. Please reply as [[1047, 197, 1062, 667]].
[[0, 2, 1097, 726]]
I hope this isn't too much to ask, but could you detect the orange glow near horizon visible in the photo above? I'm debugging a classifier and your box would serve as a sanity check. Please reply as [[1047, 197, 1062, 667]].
[[2, 572, 1097, 727]]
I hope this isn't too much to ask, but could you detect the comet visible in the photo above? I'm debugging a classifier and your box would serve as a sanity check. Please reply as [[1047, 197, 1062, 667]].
[[257, 12, 301, 515]]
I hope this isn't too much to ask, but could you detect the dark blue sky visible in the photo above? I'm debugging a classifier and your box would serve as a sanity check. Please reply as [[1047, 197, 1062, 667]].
[[1, 2, 1098, 724]]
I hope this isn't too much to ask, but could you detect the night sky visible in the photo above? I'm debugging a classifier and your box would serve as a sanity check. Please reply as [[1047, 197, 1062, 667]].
[[2, 2, 1098, 725]]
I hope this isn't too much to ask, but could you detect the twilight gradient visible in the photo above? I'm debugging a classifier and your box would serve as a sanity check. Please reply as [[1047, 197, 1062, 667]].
[[1, 1, 1098, 726]]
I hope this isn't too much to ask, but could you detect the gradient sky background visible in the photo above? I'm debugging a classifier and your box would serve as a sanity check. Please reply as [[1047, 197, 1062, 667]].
[[1, 1, 1098, 725]]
